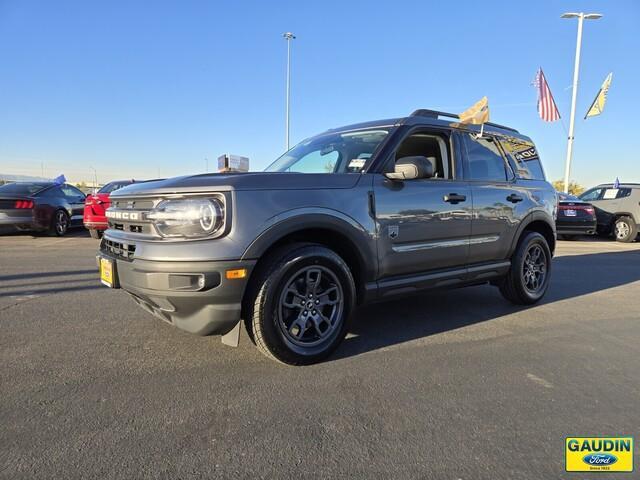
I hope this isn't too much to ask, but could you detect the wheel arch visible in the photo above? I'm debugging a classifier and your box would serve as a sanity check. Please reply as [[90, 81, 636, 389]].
[[241, 212, 376, 306], [509, 211, 556, 256]]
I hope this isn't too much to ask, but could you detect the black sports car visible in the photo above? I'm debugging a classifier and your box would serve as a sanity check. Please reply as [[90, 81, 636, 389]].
[[556, 192, 597, 240], [0, 182, 86, 236]]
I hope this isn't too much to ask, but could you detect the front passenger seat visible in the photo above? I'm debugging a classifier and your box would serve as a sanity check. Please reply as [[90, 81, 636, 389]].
[[426, 157, 438, 178]]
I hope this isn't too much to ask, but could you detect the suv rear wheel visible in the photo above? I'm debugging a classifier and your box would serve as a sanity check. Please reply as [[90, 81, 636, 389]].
[[499, 231, 551, 305], [614, 216, 637, 243], [49, 210, 69, 236], [246, 243, 355, 365]]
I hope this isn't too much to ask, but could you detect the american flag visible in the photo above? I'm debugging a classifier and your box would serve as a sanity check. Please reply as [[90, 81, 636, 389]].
[[533, 68, 561, 122]]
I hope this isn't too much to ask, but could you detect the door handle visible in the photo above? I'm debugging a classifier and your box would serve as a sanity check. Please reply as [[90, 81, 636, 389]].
[[443, 193, 466, 204], [507, 194, 524, 203]]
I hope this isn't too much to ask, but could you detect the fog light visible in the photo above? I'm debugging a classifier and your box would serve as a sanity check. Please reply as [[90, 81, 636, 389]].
[[226, 268, 247, 279]]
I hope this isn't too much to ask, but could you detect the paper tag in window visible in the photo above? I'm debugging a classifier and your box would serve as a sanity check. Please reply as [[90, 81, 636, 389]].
[[348, 159, 366, 170], [603, 189, 618, 199]]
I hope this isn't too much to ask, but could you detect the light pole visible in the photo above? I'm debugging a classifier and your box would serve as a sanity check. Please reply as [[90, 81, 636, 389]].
[[283, 32, 296, 151], [89, 166, 98, 190], [561, 12, 602, 193]]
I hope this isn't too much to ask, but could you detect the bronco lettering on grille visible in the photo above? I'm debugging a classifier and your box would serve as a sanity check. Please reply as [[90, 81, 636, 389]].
[[105, 210, 144, 221]]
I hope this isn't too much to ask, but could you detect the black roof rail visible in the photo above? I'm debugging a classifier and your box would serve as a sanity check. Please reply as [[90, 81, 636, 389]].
[[409, 109, 519, 133]]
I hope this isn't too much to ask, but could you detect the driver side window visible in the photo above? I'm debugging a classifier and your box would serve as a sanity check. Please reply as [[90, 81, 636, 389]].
[[580, 188, 603, 201], [394, 130, 451, 179], [60, 185, 84, 199], [286, 150, 339, 173]]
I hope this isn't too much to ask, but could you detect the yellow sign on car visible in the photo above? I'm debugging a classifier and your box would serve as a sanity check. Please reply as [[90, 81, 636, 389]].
[[566, 437, 633, 472], [100, 257, 114, 287]]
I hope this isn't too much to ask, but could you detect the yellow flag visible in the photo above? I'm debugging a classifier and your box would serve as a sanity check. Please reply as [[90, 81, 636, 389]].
[[585, 73, 613, 119], [459, 96, 490, 124]]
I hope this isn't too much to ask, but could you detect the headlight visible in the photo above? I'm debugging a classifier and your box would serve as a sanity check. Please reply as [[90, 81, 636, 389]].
[[147, 198, 225, 238]]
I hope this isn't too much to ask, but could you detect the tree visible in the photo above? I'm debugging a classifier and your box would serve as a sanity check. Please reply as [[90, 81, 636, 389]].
[[552, 180, 584, 196]]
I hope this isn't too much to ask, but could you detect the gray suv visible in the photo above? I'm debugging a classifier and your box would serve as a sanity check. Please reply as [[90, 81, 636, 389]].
[[97, 110, 557, 365], [579, 183, 640, 242]]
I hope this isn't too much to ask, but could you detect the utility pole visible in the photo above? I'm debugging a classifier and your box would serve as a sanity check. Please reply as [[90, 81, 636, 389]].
[[283, 32, 296, 151], [89, 166, 97, 190], [561, 12, 602, 193]]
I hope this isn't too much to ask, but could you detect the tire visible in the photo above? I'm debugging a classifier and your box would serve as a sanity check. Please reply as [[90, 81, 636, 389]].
[[89, 229, 102, 239], [499, 231, 552, 305], [49, 210, 70, 236], [613, 216, 637, 243], [245, 243, 355, 365]]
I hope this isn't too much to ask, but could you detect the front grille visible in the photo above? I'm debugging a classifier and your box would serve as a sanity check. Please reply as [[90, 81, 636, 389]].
[[101, 238, 136, 261], [106, 196, 159, 237], [111, 199, 155, 210]]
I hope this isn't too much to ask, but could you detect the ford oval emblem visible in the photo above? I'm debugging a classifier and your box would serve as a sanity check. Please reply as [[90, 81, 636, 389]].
[[583, 453, 618, 466]]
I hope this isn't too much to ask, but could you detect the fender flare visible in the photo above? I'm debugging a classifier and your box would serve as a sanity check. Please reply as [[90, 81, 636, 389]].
[[507, 209, 556, 256], [241, 208, 377, 281]]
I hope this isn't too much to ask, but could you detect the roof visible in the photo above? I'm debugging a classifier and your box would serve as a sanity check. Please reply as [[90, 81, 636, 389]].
[[323, 109, 529, 140], [596, 183, 640, 188]]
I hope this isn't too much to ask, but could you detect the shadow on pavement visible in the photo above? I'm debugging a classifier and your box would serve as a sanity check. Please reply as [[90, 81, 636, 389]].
[[334, 249, 640, 360], [0, 284, 102, 298], [0, 269, 97, 282], [0, 227, 91, 238]]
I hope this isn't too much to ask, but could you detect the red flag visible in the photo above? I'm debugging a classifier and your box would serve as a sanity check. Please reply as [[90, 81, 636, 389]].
[[533, 68, 561, 122]]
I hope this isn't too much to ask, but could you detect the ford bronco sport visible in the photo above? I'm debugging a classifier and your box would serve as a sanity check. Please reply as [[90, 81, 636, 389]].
[[97, 110, 557, 365]]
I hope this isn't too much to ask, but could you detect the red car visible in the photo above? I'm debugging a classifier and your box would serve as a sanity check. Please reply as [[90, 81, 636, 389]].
[[84, 180, 136, 238]]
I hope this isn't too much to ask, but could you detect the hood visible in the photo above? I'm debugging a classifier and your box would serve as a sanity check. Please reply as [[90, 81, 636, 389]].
[[111, 172, 362, 197]]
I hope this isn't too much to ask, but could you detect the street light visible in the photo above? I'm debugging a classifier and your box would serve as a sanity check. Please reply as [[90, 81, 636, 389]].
[[283, 32, 296, 151], [89, 166, 98, 191], [561, 12, 602, 193]]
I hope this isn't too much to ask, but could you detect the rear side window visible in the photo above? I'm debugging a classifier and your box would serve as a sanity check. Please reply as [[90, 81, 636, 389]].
[[98, 182, 132, 194], [616, 188, 632, 199], [461, 133, 509, 181], [499, 136, 546, 180]]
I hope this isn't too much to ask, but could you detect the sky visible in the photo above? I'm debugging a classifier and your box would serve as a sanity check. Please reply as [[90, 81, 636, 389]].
[[0, 0, 638, 186]]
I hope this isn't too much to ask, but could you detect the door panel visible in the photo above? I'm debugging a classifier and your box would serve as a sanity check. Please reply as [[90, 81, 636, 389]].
[[458, 130, 528, 264], [374, 176, 472, 279], [467, 182, 531, 263]]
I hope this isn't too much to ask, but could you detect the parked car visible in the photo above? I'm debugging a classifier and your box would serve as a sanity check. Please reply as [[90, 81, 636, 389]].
[[0, 181, 86, 236], [84, 180, 138, 239], [97, 109, 557, 365], [555, 192, 596, 240], [579, 183, 640, 242]]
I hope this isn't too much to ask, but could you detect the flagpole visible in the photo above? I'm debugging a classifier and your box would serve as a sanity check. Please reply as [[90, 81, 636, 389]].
[[283, 32, 296, 151], [561, 12, 602, 193]]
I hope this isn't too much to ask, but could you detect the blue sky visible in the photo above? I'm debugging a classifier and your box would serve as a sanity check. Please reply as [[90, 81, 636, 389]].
[[0, 0, 638, 186]]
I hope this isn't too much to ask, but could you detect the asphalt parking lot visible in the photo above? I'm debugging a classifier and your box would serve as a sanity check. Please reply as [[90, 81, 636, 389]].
[[1, 231, 639, 479]]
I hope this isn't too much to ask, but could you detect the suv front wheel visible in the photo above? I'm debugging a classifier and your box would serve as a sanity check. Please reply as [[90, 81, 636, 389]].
[[499, 231, 552, 305], [246, 243, 355, 365]]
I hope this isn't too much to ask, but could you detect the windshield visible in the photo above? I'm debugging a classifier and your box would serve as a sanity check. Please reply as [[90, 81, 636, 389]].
[[265, 128, 391, 173], [98, 181, 133, 194], [0, 182, 50, 196]]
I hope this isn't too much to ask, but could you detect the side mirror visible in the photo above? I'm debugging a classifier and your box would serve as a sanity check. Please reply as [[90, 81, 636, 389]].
[[385, 156, 434, 181]]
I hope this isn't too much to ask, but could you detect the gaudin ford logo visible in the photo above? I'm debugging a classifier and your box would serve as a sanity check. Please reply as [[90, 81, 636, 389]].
[[105, 210, 143, 221], [583, 453, 618, 466], [566, 437, 633, 472]]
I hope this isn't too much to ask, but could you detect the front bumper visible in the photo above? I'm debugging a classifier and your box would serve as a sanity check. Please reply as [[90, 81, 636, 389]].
[[97, 252, 255, 336]]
